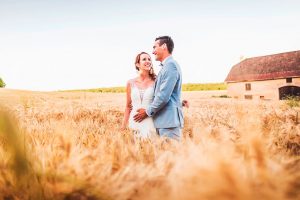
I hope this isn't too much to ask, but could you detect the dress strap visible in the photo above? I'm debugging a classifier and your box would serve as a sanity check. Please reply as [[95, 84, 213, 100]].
[[129, 79, 136, 88]]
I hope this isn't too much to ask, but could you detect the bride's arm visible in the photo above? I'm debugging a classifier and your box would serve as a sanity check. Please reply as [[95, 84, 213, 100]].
[[121, 81, 132, 129]]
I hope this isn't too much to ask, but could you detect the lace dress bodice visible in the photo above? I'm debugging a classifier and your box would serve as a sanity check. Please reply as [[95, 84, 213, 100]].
[[128, 80, 156, 138]]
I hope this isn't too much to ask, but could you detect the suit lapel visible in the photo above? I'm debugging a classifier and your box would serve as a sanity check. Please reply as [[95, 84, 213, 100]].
[[154, 67, 163, 93], [154, 56, 172, 93], [153, 73, 159, 92]]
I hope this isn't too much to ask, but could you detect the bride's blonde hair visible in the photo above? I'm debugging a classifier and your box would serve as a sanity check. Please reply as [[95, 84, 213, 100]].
[[135, 52, 156, 81]]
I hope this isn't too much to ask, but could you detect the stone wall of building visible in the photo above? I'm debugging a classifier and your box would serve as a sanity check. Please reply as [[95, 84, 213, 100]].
[[227, 77, 300, 100]]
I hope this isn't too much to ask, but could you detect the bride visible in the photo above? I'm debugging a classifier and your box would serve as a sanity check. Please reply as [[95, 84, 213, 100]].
[[121, 52, 157, 138]]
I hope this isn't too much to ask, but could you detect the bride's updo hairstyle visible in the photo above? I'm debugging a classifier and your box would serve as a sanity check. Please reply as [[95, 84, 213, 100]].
[[135, 52, 156, 81]]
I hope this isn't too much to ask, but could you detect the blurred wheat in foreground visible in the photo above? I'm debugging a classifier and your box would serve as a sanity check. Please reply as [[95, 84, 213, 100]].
[[0, 89, 299, 200]]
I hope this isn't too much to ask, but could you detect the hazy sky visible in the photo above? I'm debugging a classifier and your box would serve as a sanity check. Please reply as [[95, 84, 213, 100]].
[[0, 0, 300, 91]]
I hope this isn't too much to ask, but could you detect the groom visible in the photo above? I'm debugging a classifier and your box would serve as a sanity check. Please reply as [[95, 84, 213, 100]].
[[134, 36, 184, 140]]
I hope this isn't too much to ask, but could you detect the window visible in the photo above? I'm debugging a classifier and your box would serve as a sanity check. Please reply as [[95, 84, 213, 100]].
[[286, 78, 292, 83], [245, 95, 252, 100], [260, 96, 265, 100], [245, 83, 251, 91]]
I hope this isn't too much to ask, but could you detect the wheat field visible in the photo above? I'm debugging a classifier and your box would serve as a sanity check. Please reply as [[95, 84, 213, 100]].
[[0, 89, 299, 200]]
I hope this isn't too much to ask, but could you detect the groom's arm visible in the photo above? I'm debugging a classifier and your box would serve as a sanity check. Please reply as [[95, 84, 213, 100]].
[[146, 64, 179, 117]]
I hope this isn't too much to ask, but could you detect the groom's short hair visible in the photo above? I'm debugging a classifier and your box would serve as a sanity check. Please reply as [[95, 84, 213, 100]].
[[155, 36, 174, 54]]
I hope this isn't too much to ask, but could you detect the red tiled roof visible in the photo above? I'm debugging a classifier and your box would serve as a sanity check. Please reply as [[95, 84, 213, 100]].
[[225, 50, 300, 82]]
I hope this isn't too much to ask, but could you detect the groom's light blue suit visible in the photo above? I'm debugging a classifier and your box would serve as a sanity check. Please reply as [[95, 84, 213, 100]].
[[146, 56, 184, 139]]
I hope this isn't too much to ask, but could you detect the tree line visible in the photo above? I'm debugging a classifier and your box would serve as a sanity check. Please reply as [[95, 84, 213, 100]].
[[0, 78, 6, 88]]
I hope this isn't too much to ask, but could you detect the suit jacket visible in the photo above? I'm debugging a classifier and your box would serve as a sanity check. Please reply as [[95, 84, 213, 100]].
[[146, 56, 184, 128]]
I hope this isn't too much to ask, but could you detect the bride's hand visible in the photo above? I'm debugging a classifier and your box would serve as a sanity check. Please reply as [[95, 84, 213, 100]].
[[182, 100, 189, 108], [120, 124, 128, 131]]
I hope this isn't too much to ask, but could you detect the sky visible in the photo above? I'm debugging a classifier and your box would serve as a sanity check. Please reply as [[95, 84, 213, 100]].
[[0, 0, 300, 91]]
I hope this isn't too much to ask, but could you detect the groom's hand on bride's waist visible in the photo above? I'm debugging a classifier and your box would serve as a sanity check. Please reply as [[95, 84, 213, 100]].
[[133, 108, 148, 122]]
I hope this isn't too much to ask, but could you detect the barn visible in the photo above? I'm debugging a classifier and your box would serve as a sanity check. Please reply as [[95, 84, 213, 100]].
[[225, 50, 300, 100]]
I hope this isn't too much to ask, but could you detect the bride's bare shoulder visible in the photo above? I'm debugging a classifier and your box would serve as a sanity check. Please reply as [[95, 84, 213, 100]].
[[127, 78, 138, 87], [128, 77, 138, 82]]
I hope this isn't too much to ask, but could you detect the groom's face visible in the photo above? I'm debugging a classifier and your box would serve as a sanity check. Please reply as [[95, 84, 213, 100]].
[[152, 40, 164, 62]]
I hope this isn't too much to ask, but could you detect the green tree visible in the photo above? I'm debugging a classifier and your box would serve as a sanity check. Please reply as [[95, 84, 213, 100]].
[[0, 78, 6, 88]]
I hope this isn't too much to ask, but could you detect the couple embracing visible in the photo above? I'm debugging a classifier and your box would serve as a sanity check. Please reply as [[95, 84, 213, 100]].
[[122, 36, 187, 141]]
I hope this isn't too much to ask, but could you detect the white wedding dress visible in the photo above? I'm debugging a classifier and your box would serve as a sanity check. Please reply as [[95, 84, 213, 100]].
[[128, 81, 156, 138]]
